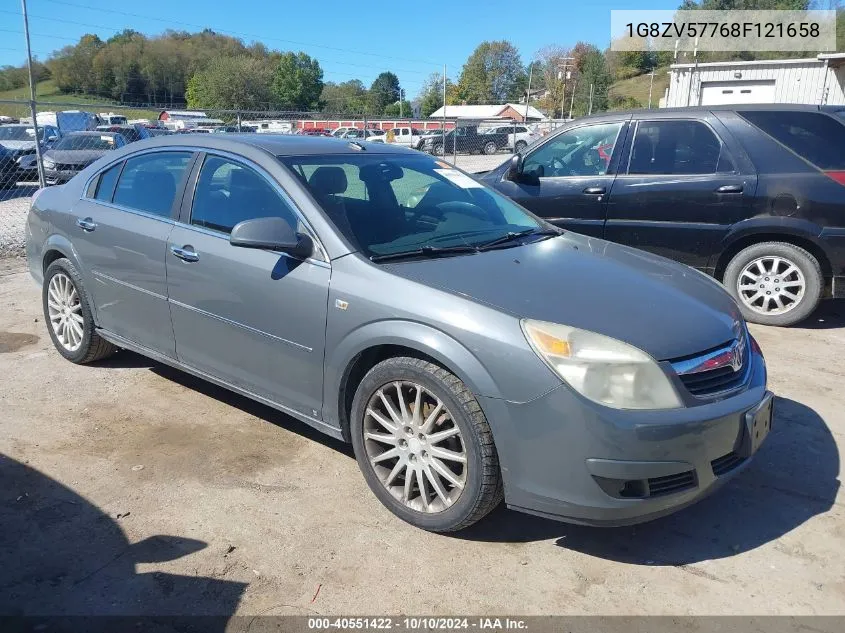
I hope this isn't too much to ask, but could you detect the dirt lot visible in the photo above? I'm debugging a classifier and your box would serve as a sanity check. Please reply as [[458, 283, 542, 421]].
[[1, 256, 843, 617]]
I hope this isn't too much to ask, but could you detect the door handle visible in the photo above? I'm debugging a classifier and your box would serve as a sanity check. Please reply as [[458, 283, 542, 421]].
[[715, 184, 743, 194], [583, 186, 606, 195], [76, 217, 97, 232], [170, 245, 200, 262]]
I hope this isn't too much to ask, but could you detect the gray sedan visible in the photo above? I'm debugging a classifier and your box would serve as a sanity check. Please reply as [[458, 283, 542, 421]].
[[42, 131, 127, 184], [25, 134, 771, 532]]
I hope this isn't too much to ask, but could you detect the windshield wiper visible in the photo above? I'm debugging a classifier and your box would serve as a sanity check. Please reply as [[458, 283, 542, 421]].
[[476, 227, 561, 251], [370, 244, 479, 263]]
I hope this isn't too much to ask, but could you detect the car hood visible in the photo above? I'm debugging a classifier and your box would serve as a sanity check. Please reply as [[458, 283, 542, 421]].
[[45, 149, 109, 165], [382, 233, 743, 361], [0, 140, 37, 152]]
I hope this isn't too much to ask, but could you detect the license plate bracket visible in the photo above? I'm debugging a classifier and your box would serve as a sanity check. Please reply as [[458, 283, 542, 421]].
[[744, 392, 774, 455]]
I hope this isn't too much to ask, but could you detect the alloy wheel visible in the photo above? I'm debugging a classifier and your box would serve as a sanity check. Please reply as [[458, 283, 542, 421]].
[[47, 272, 84, 352], [737, 256, 805, 316], [363, 381, 467, 514]]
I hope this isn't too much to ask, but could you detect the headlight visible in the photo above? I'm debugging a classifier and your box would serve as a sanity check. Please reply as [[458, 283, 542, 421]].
[[42, 158, 55, 169], [521, 319, 683, 410]]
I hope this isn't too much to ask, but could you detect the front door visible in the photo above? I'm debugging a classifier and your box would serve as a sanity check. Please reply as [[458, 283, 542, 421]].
[[492, 120, 627, 238], [603, 118, 754, 269], [70, 150, 195, 358], [165, 153, 330, 419]]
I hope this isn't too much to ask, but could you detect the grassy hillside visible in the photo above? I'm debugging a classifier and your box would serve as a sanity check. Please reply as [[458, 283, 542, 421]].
[[0, 80, 159, 120], [609, 67, 671, 109]]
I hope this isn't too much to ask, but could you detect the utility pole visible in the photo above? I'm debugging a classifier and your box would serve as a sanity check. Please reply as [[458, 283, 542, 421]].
[[569, 79, 577, 119], [399, 88, 404, 119], [442, 64, 447, 156], [648, 68, 655, 109], [588, 83, 594, 115], [524, 61, 534, 123], [558, 57, 574, 120], [20, 0, 45, 188]]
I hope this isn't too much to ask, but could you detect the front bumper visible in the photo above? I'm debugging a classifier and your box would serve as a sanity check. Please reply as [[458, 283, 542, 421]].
[[481, 349, 769, 526], [44, 167, 80, 185]]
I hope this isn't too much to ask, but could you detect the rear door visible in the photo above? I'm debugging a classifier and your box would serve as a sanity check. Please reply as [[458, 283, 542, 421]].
[[491, 119, 628, 237], [70, 150, 195, 357], [603, 116, 754, 269]]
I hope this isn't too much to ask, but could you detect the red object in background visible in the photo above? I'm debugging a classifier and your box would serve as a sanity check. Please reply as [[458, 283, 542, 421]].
[[597, 143, 613, 166]]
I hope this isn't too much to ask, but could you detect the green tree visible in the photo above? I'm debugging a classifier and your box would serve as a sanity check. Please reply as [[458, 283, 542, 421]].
[[272, 51, 324, 110], [48, 34, 104, 95], [383, 100, 413, 117], [369, 71, 401, 114], [456, 40, 526, 104], [321, 79, 369, 114], [417, 72, 454, 117], [570, 45, 613, 116], [186, 55, 274, 110]]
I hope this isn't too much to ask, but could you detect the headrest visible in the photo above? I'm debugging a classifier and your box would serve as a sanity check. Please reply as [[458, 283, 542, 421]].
[[308, 166, 347, 195]]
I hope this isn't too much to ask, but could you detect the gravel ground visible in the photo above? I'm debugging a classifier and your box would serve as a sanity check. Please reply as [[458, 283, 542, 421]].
[[0, 258, 843, 617], [0, 190, 32, 257]]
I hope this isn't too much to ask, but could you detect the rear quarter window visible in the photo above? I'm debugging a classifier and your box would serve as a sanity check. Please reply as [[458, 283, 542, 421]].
[[739, 110, 845, 170]]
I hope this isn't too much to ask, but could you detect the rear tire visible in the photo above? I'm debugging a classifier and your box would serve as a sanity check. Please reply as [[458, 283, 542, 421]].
[[350, 357, 503, 532], [42, 258, 117, 363], [483, 141, 498, 155], [515, 140, 527, 153], [431, 143, 444, 156], [723, 241, 822, 326]]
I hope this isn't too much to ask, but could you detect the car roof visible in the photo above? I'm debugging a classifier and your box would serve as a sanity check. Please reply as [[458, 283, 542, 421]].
[[67, 130, 121, 137], [118, 133, 417, 156], [570, 103, 825, 124]]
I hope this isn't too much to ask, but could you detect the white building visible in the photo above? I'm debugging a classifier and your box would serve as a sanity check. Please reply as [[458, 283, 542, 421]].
[[663, 53, 845, 108], [158, 109, 223, 130], [428, 103, 548, 122]]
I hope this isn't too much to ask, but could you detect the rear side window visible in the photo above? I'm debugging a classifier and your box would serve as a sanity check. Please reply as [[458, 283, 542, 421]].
[[112, 152, 193, 217], [93, 162, 122, 202], [628, 120, 728, 175], [739, 110, 845, 170]]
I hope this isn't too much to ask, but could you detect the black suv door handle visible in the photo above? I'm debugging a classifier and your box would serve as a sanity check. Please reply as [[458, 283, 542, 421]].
[[715, 184, 743, 194], [171, 245, 200, 262], [76, 217, 97, 232], [583, 186, 606, 195]]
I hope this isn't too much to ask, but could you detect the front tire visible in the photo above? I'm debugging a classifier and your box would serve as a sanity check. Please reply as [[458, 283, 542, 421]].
[[350, 357, 503, 532], [723, 242, 822, 326], [43, 258, 117, 363]]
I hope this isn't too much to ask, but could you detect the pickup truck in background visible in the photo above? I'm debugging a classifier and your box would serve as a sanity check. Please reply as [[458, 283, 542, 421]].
[[418, 125, 510, 155]]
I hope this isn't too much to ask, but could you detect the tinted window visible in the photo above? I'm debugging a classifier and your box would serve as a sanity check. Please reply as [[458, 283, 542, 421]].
[[191, 156, 298, 234], [523, 122, 622, 177], [739, 110, 845, 170], [628, 120, 725, 175], [112, 152, 192, 217], [54, 134, 119, 151], [93, 163, 122, 202], [282, 154, 539, 259]]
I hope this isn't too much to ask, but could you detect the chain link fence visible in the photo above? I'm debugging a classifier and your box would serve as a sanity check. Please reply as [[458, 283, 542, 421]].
[[0, 99, 569, 257]]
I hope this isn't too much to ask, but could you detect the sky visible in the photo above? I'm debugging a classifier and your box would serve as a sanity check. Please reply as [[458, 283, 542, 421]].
[[1, 0, 678, 98]]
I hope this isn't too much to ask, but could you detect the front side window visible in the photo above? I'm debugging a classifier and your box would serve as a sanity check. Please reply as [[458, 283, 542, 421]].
[[282, 154, 540, 259], [628, 120, 726, 175], [112, 152, 193, 217], [190, 156, 299, 234], [523, 122, 623, 177]]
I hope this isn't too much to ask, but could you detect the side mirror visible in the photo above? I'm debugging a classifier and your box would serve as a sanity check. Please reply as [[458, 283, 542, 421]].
[[504, 153, 523, 182], [46, 133, 58, 142], [230, 216, 313, 259]]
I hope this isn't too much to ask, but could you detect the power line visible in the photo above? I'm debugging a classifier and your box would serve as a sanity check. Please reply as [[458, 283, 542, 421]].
[[32, 0, 442, 66]]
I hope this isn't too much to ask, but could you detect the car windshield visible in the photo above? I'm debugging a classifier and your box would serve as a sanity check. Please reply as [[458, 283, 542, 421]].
[[281, 153, 541, 258], [0, 126, 40, 141], [53, 135, 117, 151]]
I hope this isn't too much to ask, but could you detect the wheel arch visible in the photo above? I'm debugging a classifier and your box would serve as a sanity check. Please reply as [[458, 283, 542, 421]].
[[714, 225, 833, 290], [324, 321, 503, 443]]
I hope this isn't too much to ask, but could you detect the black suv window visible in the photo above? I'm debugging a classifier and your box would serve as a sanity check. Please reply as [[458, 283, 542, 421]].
[[628, 120, 727, 175], [190, 155, 298, 234], [93, 162, 122, 202], [112, 152, 192, 217], [739, 110, 845, 170]]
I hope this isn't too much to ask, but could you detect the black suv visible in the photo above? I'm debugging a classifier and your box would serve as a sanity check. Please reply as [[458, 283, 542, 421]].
[[483, 105, 845, 326]]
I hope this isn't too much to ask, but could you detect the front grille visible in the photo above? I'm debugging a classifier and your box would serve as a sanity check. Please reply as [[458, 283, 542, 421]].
[[671, 334, 750, 398], [53, 163, 82, 171], [647, 470, 697, 497], [711, 451, 746, 476]]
